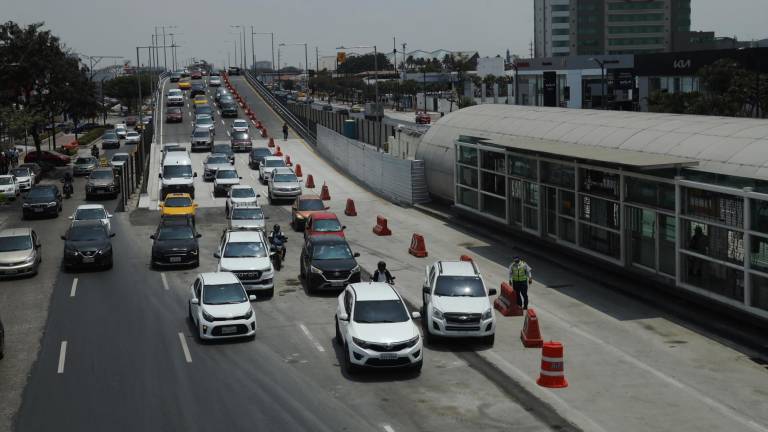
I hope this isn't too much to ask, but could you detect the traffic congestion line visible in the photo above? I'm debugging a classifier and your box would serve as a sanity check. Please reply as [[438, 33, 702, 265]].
[[298, 323, 325, 353], [69, 278, 78, 298], [177, 332, 192, 363], [57, 341, 67, 374]]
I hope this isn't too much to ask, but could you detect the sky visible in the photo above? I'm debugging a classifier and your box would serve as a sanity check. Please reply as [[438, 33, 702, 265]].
[[5, 0, 768, 70]]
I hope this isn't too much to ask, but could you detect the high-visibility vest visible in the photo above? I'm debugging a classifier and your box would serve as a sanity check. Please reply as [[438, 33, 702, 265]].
[[512, 262, 528, 282]]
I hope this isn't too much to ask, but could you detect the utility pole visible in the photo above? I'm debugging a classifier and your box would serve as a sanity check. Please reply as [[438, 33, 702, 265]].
[[250, 25, 256, 72], [316, 46, 319, 72], [393, 37, 397, 73], [162, 26, 167, 71]]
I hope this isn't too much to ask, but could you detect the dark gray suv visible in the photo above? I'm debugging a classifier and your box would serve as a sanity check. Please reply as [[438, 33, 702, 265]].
[[85, 168, 119, 200]]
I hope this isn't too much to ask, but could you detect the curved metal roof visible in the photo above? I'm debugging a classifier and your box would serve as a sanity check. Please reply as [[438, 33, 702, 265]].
[[424, 104, 768, 180]]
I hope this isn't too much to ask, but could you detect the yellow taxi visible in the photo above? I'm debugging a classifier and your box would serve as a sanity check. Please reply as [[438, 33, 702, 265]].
[[159, 193, 197, 218], [177, 79, 191, 90], [193, 95, 208, 105]]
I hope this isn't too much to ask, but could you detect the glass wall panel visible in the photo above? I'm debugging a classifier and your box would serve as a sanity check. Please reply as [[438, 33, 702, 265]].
[[481, 194, 506, 220], [580, 224, 621, 259], [682, 220, 744, 265], [523, 182, 539, 206], [481, 150, 505, 173], [524, 207, 539, 231], [683, 187, 743, 228], [541, 161, 575, 189], [509, 178, 522, 224], [457, 187, 478, 209], [561, 190, 575, 217], [458, 146, 478, 165], [582, 169, 619, 199], [580, 195, 620, 230], [682, 256, 744, 301], [509, 155, 537, 179], [751, 199, 768, 234], [659, 214, 676, 276], [625, 177, 675, 210], [750, 273, 768, 312], [749, 235, 768, 273], [559, 217, 575, 243], [628, 206, 656, 269], [458, 166, 478, 188], [543, 186, 557, 237], [481, 171, 506, 196]]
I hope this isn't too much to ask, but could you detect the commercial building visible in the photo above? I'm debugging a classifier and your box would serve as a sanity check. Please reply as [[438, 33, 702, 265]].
[[417, 104, 768, 320]]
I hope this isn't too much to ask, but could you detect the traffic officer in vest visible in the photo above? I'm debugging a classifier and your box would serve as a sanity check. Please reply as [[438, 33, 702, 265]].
[[509, 256, 532, 309]]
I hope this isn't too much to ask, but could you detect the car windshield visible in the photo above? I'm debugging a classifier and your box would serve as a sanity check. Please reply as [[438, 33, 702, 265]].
[[0, 177, 13, 185], [233, 121, 247, 128], [313, 219, 342, 232], [264, 159, 285, 168], [434, 276, 486, 297], [26, 188, 54, 199], [298, 199, 324, 211], [203, 283, 247, 305], [193, 131, 209, 138], [90, 171, 113, 180], [75, 208, 107, 220], [112, 155, 128, 162], [312, 243, 353, 260], [11, 168, 30, 177], [273, 173, 297, 183], [216, 170, 238, 179], [354, 300, 409, 324], [223, 241, 267, 258], [213, 146, 232, 154], [68, 225, 106, 241], [75, 157, 94, 165], [207, 156, 229, 165], [156, 226, 194, 240], [232, 132, 249, 140], [196, 118, 212, 125], [197, 107, 212, 114], [163, 165, 193, 178], [164, 197, 192, 207], [232, 208, 264, 220], [252, 148, 271, 157], [103, 133, 116, 139], [0, 235, 33, 252], [232, 188, 255, 198]]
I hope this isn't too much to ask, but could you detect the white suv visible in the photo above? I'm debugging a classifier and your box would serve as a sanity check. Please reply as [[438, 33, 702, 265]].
[[267, 167, 302, 203], [335, 282, 423, 373], [214, 230, 275, 297], [226, 185, 259, 215], [421, 261, 497, 345], [213, 166, 241, 197], [258, 156, 286, 183], [167, 89, 184, 106], [188, 272, 257, 340]]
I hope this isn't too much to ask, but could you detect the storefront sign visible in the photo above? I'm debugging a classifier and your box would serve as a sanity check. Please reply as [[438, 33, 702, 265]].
[[543, 71, 557, 107]]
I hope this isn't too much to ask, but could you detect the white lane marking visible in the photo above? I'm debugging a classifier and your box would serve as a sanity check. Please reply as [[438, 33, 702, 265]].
[[220, 119, 226, 126], [161, 272, 169, 290], [70, 278, 78, 297], [217, 110, 222, 115], [57, 341, 68, 374], [252, 119, 257, 126], [178, 332, 192, 363], [190, 121, 194, 127], [187, 111, 192, 118], [298, 323, 325, 352], [382, 425, 396, 432]]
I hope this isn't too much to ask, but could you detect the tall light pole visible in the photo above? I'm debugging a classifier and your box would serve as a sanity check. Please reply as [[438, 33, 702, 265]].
[[280, 42, 309, 87], [252, 31, 275, 75], [231, 25, 246, 69], [157, 25, 177, 72], [589, 57, 619, 110]]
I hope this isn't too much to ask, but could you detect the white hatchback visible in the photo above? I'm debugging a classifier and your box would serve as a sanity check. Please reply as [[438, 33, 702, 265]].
[[70, 204, 113, 234], [188, 272, 257, 340], [231, 119, 250, 134]]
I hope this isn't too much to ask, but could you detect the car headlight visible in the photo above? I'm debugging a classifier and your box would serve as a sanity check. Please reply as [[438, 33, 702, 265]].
[[201, 309, 216, 322], [97, 246, 112, 255], [47, 201, 57, 207], [242, 308, 253, 319], [23, 255, 37, 264], [65, 248, 79, 256], [296, 214, 305, 220], [310, 265, 323, 274], [352, 337, 373, 349], [404, 335, 420, 348], [22, 203, 30, 208], [432, 308, 444, 320], [190, 249, 198, 256], [351, 265, 360, 274], [481, 308, 493, 320]]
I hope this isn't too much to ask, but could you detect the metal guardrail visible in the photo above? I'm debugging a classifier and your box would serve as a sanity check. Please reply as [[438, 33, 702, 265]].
[[243, 71, 317, 145]]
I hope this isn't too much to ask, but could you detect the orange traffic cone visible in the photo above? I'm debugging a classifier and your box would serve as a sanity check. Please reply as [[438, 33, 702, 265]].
[[256, 121, 263, 130], [294, 163, 303, 177], [320, 182, 331, 200], [521, 308, 544, 348], [305, 174, 315, 188], [460, 254, 473, 262], [372, 216, 392, 236], [493, 282, 524, 317], [275, 146, 283, 156], [537, 341, 568, 388], [344, 198, 357, 216], [285, 155, 292, 166], [268, 137, 275, 148], [408, 234, 428, 257], [261, 128, 268, 138]]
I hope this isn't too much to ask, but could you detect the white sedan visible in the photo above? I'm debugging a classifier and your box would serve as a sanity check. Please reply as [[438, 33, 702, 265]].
[[69, 204, 112, 234], [9, 167, 34, 191], [231, 119, 250, 134], [125, 131, 141, 144], [0, 175, 20, 200], [335, 282, 423, 373], [188, 272, 257, 340]]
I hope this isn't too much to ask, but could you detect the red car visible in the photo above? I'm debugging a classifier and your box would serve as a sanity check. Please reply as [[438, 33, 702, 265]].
[[415, 111, 431, 124], [125, 116, 138, 126], [24, 150, 71, 167], [165, 107, 183, 123], [303, 212, 346, 241], [190, 70, 202, 80]]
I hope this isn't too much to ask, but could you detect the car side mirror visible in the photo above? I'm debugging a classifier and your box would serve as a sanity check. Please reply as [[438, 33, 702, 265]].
[[213, 252, 220, 258], [110, 233, 116, 238], [36, 243, 42, 249], [353, 252, 360, 257], [257, 194, 261, 198], [60, 235, 66, 240], [158, 173, 163, 179], [150, 235, 155, 240], [230, 161, 234, 165], [338, 312, 349, 321], [248, 295, 257, 301], [193, 172, 198, 177], [68, 216, 73, 220], [264, 216, 270, 220], [324, 206, 330, 210], [196, 233, 202, 238], [239, 176, 243, 179], [422, 286, 430, 294], [191, 298, 199, 305], [342, 225, 347, 230], [489, 288, 498, 296], [411, 311, 421, 320], [107, 213, 113, 218]]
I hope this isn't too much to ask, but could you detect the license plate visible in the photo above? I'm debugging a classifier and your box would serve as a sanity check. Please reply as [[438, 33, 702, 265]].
[[82, 256, 95, 263], [331, 281, 345, 287], [170, 257, 181, 263], [220, 326, 237, 335], [380, 353, 398, 360], [33, 208, 43, 213], [97, 190, 106, 194]]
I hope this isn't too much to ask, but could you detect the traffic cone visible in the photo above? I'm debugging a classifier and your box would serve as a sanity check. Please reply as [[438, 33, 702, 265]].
[[268, 137, 275, 148], [305, 174, 315, 188], [537, 341, 568, 388], [493, 282, 524, 317], [285, 155, 292, 166], [320, 182, 331, 200], [408, 234, 428, 257], [372, 216, 392, 236], [520, 308, 544, 348], [294, 163, 303, 177], [275, 146, 283, 156], [344, 198, 357, 216], [460, 254, 473, 262], [256, 121, 263, 130], [261, 128, 268, 138]]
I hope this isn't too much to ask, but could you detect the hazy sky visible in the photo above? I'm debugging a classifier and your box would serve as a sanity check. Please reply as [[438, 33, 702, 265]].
[[5, 0, 768, 70]]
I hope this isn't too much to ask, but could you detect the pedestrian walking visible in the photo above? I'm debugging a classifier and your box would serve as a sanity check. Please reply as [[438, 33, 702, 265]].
[[282, 123, 289, 141], [508, 256, 532, 310]]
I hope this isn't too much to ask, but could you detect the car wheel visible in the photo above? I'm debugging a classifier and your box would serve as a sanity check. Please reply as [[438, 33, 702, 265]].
[[105, 258, 113, 270], [411, 360, 423, 374], [193, 258, 200, 268], [188, 304, 194, 323], [485, 334, 495, 347], [423, 323, 434, 346], [335, 318, 342, 345], [343, 343, 357, 374]]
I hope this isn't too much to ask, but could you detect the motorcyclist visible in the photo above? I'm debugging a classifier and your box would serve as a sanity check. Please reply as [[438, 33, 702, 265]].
[[62, 171, 74, 197], [268, 224, 287, 260], [91, 144, 99, 158], [372, 261, 395, 284], [63, 171, 73, 184]]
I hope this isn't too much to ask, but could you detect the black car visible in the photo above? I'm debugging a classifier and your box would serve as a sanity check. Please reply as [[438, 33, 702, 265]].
[[217, 94, 235, 107], [195, 104, 215, 120], [300, 236, 361, 293], [337, 108, 350, 116], [22, 185, 62, 219], [190, 82, 206, 97], [322, 104, 334, 112], [170, 73, 181, 82], [212, 144, 235, 164], [61, 220, 115, 271], [220, 101, 238, 117], [228, 66, 241, 76], [71, 122, 100, 134], [249, 147, 273, 169], [150, 216, 201, 268]]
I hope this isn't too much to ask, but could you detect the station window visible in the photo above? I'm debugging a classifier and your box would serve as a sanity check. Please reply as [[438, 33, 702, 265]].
[[579, 224, 621, 259], [458, 166, 478, 188], [458, 146, 478, 166], [625, 177, 675, 210], [508, 155, 537, 179], [580, 195, 620, 230], [480, 150, 505, 173], [682, 220, 744, 265], [457, 187, 478, 209], [683, 188, 743, 228], [560, 190, 575, 217], [582, 169, 619, 199], [682, 256, 744, 302], [750, 199, 768, 234], [481, 194, 506, 220], [749, 235, 768, 273], [659, 214, 676, 276], [750, 273, 768, 312], [559, 217, 576, 243], [540, 161, 575, 189], [481, 171, 506, 197], [523, 182, 539, 206]]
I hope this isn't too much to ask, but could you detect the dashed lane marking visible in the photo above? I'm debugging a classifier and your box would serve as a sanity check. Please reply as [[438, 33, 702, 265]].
[[57, 341, 68, 374], [298, 323, 325, 353], [161, 272, 169, 290], [178, 332, 192, 363], [382, 425, 396, 432], [70, 278, 78, 297]]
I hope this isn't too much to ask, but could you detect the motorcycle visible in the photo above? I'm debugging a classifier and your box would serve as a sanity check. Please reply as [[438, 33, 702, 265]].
[[269, 233, 287, 271], [91, 146, 99, 158], [61, 178, 73, 199]]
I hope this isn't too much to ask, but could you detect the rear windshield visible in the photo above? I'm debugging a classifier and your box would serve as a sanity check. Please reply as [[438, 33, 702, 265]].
[[231, 188, 256, 198], [232, 132, 249, 140], [216, 170, 238, 179], [232, 208, 264, 220], [273, 173, 297, 183], [163, 165, 193, 178], [298, 199, 324, 211], [264, 159, 285, 168], [90, 171, 113, 180]]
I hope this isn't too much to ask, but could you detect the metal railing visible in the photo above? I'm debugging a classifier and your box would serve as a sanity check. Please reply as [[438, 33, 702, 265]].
[[243, 71, 316, 145]]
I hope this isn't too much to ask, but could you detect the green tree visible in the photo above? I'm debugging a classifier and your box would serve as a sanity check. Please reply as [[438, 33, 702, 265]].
[[102, 73, 153, 114], [337, 53, 392, 74]]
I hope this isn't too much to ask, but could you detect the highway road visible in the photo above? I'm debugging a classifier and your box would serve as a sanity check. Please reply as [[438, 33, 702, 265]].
[[10, 76, 558, 432]]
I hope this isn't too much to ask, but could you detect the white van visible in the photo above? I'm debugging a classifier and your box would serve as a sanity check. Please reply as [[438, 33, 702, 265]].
[[159, 153, 197, 199]]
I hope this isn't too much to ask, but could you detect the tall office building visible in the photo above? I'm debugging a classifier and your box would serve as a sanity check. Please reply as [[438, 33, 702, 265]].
[[534, 0, 694, 57]]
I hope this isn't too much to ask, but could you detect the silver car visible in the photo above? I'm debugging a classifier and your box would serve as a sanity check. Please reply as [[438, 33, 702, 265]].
[[73, 156, 98, 176], [228, 204, 267, 231], [267, 167, 302, 202], [191, 127, 213, 152], [194, 114, 215, 135], [0, 228, 41, 278], [202, 154, 232, 181]]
